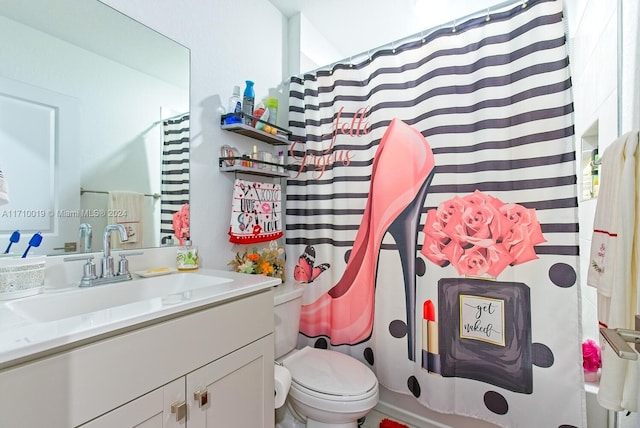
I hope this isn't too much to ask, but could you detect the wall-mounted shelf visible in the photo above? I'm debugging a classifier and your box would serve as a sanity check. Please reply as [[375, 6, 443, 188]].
[[219, 157, 289, 178], [220, 113, 290, 145]]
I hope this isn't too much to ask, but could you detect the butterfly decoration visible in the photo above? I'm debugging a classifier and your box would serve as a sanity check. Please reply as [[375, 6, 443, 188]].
[[294, 245, 330, 283]]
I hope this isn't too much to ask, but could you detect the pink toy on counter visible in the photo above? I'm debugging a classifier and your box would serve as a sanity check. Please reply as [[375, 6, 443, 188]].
[[172, 203, 190, 245]]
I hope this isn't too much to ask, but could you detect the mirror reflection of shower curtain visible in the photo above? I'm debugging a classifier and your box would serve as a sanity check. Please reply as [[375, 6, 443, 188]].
[[160, 113, 190, 239]]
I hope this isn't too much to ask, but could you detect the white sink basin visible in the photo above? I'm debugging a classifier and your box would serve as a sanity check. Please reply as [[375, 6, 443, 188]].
[[7, 273, 232, 323]]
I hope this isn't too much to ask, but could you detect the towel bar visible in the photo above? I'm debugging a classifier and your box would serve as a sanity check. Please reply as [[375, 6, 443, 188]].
[[80, 188, 160, 200], [599, 327, 640, 360]]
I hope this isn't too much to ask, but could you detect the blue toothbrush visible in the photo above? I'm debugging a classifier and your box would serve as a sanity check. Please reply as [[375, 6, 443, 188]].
[[4, 230, 20, 254], [22, 232, 42, 258]]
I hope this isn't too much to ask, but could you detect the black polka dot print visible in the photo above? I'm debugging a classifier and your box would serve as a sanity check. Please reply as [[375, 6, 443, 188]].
[[416, 257, 426, 276], [484, 390, 508, 415], [313, 338, 328, 349], [363, 347, 374, 366], [532, 343, 555, 368], [548, 263, 577, 288], [389, 319, 407, 338], [407, 375, 421, 398]]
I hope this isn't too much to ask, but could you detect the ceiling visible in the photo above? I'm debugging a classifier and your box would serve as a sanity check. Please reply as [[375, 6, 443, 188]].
[[268, 0, 578, 66]]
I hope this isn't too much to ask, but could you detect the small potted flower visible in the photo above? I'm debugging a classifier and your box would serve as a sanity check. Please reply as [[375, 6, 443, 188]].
[[582, 339, 602, 382], [228, 243, 286, 283]]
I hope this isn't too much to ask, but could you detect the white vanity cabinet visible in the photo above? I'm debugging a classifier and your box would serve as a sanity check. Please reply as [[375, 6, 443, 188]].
[[80, 377, 185, 428], [0, 289, 275, 428], [187, 336, 273, 427]]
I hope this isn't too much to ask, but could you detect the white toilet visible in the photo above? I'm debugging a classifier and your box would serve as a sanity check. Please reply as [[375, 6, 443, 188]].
[[274, 282, 379, 428]]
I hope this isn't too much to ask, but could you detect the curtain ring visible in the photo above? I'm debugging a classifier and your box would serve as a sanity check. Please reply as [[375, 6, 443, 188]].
[[486, 8, 491, 21], [349, 56, 353, 68], [452, 19, 457, 33], [522, 0, 527, 8], [391, 41, 396, 53], [421, 31, 426, 44]]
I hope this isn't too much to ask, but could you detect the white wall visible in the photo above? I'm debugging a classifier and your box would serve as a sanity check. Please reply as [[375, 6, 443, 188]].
[[101, 0, 287, 268], [288, 12, 344, 76]]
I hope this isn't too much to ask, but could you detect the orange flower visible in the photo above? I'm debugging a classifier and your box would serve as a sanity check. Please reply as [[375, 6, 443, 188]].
[[228, 247, 285, 282], [260, 261, 274, 275]]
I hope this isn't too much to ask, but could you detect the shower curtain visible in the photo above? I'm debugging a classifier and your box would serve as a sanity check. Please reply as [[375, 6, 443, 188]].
[[160, 113, 190, 238], [285, 0, 584, 426]]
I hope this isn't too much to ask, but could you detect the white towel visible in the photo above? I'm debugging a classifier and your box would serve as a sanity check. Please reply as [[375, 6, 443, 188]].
[[587, 131, 639, 412], [0, 167, 8, 206], [108, 191, 144, 249]]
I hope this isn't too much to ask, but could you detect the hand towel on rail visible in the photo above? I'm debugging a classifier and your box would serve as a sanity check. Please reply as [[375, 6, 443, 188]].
[[108, 191, 144, 249], [229, 179, 283, 244]]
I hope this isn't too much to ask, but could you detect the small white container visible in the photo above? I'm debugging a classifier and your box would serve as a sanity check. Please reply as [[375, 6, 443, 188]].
[[0, 255, 46, 300]]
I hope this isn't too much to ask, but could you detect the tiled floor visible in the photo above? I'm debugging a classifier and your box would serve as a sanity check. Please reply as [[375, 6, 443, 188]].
[[361, 409, 417, 428]]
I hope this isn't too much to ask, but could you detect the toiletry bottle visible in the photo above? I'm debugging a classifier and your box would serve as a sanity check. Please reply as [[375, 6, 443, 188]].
[[242, 80, 255, 125], [277, 150, 285, 172], [265, 97, 278, 125], [591, 148, 599, 198], [224, 85, 242, 124], [252, 145, 259, 168], [177, 239, 198, 270]]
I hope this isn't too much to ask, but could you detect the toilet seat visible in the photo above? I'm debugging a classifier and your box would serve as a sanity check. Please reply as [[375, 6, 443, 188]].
[[282, 346, 378, 401]]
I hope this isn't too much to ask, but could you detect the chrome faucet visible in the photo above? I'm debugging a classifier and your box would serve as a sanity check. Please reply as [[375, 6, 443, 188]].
[[79, 223, 92, 253], [64, 224, 143, 287], [101, 224, 128, 278]]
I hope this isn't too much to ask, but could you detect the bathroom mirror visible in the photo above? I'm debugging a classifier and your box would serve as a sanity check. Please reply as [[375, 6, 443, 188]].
[[0, 0, 190, 255]]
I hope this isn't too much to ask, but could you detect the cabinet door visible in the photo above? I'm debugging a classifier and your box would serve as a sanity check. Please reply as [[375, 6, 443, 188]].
[[187, 335, 274, 428], [79, 378, 186, 428]]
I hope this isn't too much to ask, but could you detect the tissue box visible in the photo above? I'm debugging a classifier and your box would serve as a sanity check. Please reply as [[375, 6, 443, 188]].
[[0, 256, 46, 300]]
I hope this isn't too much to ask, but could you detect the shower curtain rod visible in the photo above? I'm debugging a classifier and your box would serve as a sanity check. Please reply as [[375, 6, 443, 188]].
[[152, 112, 189, 126], [289, 0, 529, 80]]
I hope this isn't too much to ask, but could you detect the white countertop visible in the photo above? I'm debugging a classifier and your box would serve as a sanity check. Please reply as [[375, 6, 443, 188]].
[[0, 268, 279, 369]]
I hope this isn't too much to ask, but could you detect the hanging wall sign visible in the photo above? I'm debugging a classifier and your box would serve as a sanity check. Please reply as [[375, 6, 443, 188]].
[[229, 179, 283, 244]]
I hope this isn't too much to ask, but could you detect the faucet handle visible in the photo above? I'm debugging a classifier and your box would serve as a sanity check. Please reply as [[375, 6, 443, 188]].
[[63, 255, 98, 286], [117, 254, 130, 277], [118, 251, 144, 257], [63, 255, 95, 262], [116, 252, 143, 277]]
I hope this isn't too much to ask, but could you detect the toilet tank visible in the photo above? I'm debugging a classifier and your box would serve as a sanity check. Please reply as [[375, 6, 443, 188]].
[[273, 282, 304, 359]]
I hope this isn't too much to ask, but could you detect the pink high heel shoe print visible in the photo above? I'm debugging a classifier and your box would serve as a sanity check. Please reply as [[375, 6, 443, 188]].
[[299, 118, 435, 361]]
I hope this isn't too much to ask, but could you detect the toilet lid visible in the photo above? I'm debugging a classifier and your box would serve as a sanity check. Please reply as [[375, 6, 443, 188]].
[[283, 346, 377, 397]]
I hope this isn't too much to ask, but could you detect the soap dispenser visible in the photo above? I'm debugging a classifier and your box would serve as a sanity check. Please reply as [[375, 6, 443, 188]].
[[177, 238, 199, 271]]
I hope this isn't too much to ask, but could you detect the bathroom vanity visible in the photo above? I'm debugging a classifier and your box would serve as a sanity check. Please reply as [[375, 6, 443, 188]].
[[0, 269, 278, 428]]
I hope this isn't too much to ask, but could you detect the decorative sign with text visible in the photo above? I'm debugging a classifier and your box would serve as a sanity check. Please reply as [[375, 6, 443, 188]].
[[228, 179, 283, 244], [459, 294, 505, 346], [289, 105, 370, 179]]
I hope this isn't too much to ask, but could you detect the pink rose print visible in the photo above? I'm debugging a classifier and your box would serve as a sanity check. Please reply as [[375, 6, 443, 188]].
[[421, 190, 546, 277]]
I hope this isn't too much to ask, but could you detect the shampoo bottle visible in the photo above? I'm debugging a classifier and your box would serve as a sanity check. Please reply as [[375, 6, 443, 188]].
[[265, 97, 278, 125], [242, 80, 255, 125]]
